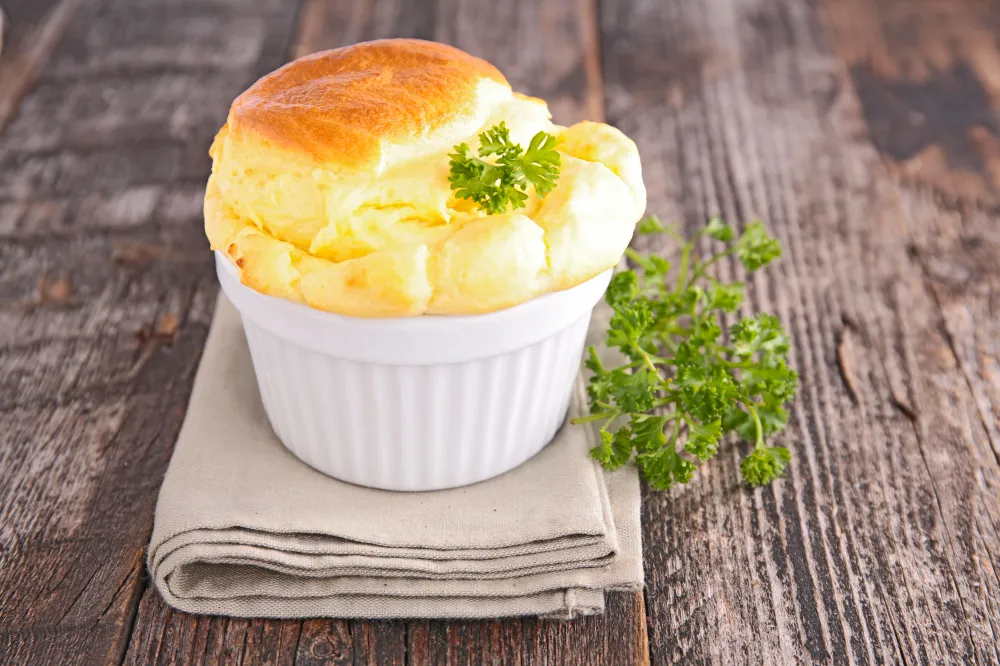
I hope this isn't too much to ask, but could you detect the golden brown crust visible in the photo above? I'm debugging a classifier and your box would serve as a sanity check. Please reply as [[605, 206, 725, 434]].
[[227, 39, 509, 169], [205, 40, 646, 317]]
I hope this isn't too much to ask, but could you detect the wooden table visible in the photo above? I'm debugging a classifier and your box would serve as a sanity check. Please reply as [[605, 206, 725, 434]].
[[1, 0, 998, 663]]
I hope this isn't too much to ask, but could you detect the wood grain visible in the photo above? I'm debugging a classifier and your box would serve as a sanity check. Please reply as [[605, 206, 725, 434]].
[[824, 0, 1000, 203], [824, 0, 1000, 524], [826, 3, 1000, 659], [291, 0, 606, 126], [0, 0, 82, 134], [602, 0, 1000, 662], [0, 0, 303, 664]]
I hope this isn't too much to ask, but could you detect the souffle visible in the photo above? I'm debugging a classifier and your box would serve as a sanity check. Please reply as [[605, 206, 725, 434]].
[[205, 39, 645, 317]]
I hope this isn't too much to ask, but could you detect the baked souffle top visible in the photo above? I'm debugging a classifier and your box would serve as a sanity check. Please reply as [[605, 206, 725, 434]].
[[206, 39, 645, 317]]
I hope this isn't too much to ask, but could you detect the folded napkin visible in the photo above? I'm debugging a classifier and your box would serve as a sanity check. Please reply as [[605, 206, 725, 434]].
[[148, 296, 642, 619]]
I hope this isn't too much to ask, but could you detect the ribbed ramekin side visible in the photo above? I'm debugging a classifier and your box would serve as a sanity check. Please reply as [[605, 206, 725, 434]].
[[237, 313, 593, 491]]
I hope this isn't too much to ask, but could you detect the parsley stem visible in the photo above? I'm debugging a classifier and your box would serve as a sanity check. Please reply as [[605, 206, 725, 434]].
[[661, 226, 685, 244], [748, 404, 765, 449], [674, 244, 691, 295], [571, 410, 618, 424], [686, 248, 737, 288], [624, 248, 645, 266], [720, 361, 788, 378], [586, 347, 607, 373], [633, 345, 660, 375]]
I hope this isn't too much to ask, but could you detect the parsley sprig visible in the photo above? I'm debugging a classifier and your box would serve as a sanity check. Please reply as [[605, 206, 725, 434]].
[[448, 122, 561, 214], [575, 215, 797, 489]]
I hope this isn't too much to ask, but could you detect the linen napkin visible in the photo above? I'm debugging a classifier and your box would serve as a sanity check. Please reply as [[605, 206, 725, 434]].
[[148, 296, 642, 619]]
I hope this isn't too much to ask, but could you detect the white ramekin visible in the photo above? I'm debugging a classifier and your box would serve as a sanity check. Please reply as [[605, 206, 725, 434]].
[[215, 251, 611, 491]]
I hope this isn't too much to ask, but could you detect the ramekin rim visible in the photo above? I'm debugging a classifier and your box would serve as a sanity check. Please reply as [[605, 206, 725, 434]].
[[214, 250, 613, 330]]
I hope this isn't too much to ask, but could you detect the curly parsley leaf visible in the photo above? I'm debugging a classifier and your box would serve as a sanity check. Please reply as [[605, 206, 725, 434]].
[[448, 122, 561, 215], [591, 428, 634, 470], [608, 366, 658, 413], [574, 216, 798, 489], [515, 131, 562, 197], [630, 414, 671, 453], [705, 215, 734, 242], [638, 446, 696, 489], [706, 282, 744, 312], [736, 220, 782, 271], [637, 214, 668, 234], [447, 143, 513, 215], [605, 271, 640, 310], [740, 445, 791, 487], [685, 419, 722, 461]]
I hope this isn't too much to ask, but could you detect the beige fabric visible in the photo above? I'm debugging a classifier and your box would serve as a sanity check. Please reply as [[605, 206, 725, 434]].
[[148, 297, 642, 619]]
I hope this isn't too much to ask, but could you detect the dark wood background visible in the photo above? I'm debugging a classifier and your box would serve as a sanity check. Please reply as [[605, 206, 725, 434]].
[[1, 0, 998, 663]]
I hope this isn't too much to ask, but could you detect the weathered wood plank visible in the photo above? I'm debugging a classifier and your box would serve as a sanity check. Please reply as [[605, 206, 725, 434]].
[[601, 0, 1000, 662], [403, 592, 646, 666], [0, 0, 82, 133], [826, 2, 1000, 658], [291, 0, 603, 128], [432, 0, 604, 126], [823, 0, 1000, 466], [824, 0, 1000, 205], [0, 0, 305, 664]]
